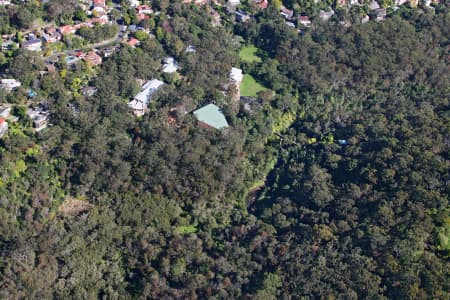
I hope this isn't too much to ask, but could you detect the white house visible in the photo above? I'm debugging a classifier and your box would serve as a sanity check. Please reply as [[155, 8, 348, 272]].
[[228, 0, 240, 5], [0, 105, 11, 118], [0, 1, 11, 5], [162, 57, 178, 73], [235, 10, 250, 22], [128, 79, 164, 116], [229, 67, 243, 84], [369, 0, 380, 10], [319, 10, 335, 21], [0, 79, 21, 91], [280, 7, 294, 19], [129, 0, 140, 7], [298, 16, 311, 27], [186, 45, 196, 53], [22, 38, 42, 51], [27, 105, 50, 131]]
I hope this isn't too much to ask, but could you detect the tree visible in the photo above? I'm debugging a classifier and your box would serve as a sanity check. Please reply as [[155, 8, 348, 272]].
[[134, 30, 149, 41]]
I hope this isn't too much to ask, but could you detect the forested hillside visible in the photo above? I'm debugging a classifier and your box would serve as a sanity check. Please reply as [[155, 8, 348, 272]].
[[0, 1, 448, 299]]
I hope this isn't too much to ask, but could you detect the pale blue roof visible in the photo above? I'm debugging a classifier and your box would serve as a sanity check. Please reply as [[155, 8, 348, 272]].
[[193, 104, 229, 130]]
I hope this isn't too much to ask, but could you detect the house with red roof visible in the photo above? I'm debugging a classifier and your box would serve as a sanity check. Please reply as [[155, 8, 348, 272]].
[[75, 51, 84, 58], [136, 13, 150, 21], [92, 0, 106, 8], [45, 27, 57, 34], [89, 17, 108, 25], [127, 38, 140, 48], [253, 0, 268, 9], [0, 118, 9, 138], [58, 25, 76, 35], [298, 16, 311, 27], [336, 0, 348, 6], [83, 51, 102, 66], [281, 7, 294, 19]]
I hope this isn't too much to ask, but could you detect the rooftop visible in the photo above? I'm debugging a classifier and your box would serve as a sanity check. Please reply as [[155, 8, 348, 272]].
[[162, 57, 178, 73], [193, 104, 229, 130], [230, 67, 243, 83], [130, 79, 164, 108]]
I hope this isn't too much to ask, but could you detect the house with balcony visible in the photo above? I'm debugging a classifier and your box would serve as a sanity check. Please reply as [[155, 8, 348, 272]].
[[128, 79, 164, 116]]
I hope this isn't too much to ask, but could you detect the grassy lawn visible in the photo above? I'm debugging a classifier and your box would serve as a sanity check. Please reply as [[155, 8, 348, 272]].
[[176, 225, 198, 234], [239, 45, 263, 63], [240, 74, 267, 97]]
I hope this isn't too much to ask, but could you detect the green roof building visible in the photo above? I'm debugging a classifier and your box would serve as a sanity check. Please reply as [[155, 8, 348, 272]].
[[193, 104, 229, 130]]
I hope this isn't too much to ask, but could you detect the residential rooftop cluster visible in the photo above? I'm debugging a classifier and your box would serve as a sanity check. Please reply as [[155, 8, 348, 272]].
[[0, 0, 440, 138], [227, 0, 441, 29]]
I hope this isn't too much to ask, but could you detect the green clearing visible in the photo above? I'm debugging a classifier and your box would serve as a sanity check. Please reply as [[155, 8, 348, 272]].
[[239, 46, 262, 63], [176, 225, 198, 234], [240, 74, 267, 97], [437, 217, 450, 253]]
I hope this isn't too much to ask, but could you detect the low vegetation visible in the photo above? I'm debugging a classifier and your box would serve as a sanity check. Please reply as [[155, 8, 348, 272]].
[[240, 74, 267, 97], [239, 45, 263, 63], [0, 2, 448, 299]]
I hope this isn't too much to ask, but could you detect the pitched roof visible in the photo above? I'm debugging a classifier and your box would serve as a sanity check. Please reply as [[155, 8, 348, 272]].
[[193, 104, 229, 130], [58, 25, 76, 34], [162, 57, 178, 73], [230, 67, 243, 83], [22, 38, 42, 46], [133, 79, 164, 104], [298, 16, 310, 22], [84, 51, 102, 65], [127, 38, 140, 47], [128, 79, 164, 115]]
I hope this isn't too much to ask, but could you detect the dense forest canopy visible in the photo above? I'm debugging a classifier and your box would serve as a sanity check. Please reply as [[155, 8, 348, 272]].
[[0, 1, 449, 299]]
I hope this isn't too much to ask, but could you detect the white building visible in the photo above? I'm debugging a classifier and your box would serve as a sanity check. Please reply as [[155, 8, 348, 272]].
[[0, 79, 21, 91], [129, 0, 140, 7], [128, 79, 164, 116], [0, 1, 11, 5], [319, 10, 335, 21], [27, 104, 50, 131], [0, 118, 8, 138], [186, 45, 196, 53], [22, 37, 42, 52], [229, 67, 243, 84], [228, 0, 240, 5], [0, 105, 11, 118], [162, 57, 178, 73], [298, 16, 312, 27], [361, 14, 370, 24], [369, 0, 380, 10]]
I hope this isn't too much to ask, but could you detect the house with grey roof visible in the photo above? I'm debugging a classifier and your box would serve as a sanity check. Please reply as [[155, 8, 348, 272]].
[[128, 79, 164, 116], [26, 104, 50, 131], [22, 36, 42, 52]]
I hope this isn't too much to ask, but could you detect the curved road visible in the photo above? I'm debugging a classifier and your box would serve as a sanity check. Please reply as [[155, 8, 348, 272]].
[[46, 30, 124, 63]]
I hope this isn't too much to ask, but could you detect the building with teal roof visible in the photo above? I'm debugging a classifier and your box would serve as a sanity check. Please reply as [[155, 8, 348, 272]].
[[193, 104, 229, 130]]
